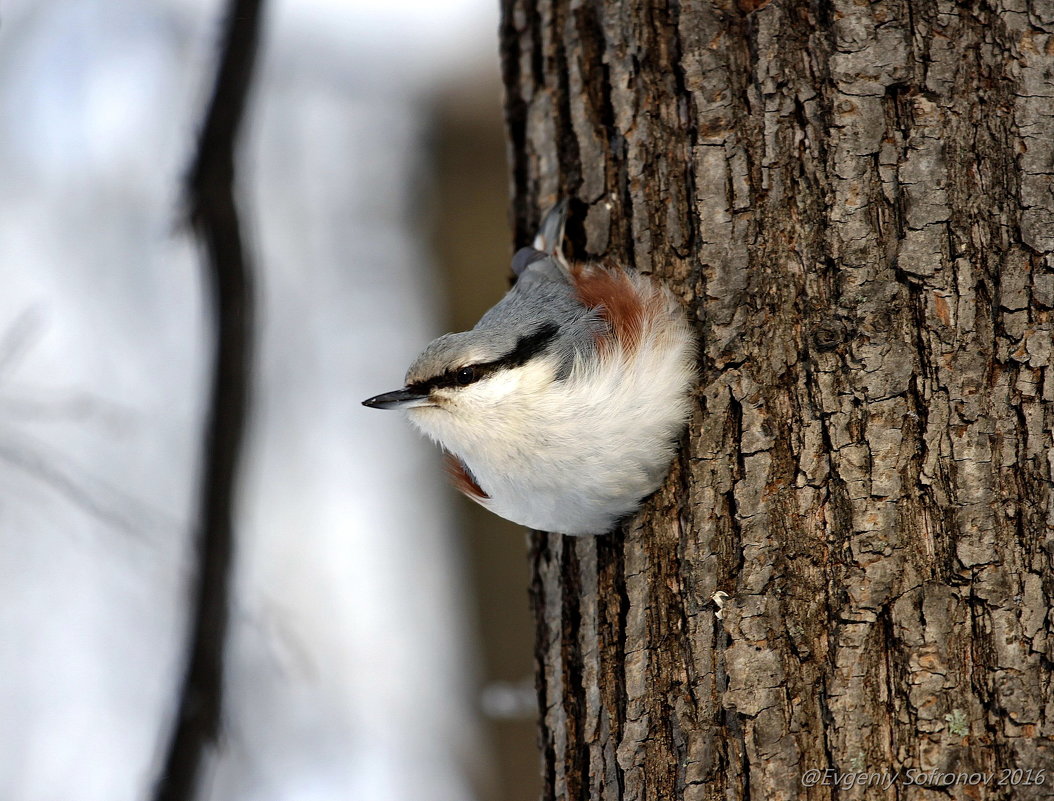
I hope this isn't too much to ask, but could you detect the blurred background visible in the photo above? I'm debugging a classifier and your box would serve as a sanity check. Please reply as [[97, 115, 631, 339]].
[[0, 1, 539, 800]]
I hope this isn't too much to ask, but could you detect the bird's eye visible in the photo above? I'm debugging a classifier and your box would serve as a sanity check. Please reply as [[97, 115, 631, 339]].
[[455, 366, 478, 386]]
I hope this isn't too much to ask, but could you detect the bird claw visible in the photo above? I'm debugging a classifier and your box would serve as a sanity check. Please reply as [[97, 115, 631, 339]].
[[711, 590, 730, 620]]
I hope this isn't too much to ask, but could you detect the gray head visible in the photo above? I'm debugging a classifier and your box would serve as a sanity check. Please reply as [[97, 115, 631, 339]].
[[361, 200, 600, 415], [361, 319, 563, 412]]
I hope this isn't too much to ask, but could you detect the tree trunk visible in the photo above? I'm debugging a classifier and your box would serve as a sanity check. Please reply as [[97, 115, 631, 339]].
[[500, 1, 1054, 799]]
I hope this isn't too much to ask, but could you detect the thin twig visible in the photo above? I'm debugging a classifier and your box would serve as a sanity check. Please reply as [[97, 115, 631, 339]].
[[152, 2, 264, 800]]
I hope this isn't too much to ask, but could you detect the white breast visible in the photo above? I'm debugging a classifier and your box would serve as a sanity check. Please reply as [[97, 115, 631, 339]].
[[409, 269, 696, 535]]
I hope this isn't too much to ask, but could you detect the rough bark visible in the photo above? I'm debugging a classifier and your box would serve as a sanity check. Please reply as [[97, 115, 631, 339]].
[[500, 1, 1054, 799]]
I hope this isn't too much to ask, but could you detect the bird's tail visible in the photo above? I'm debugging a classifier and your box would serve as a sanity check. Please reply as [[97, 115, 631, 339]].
[[531, 198, 569, 256], [511, 199, 571, 278]]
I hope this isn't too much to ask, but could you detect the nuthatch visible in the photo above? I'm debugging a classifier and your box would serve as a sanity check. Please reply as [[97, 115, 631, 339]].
[[363, 201, 697, 535]]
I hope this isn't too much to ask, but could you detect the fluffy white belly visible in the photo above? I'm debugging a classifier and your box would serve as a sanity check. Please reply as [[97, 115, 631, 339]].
[[458, 412, 679, 535], [479, 482, 644, 535]]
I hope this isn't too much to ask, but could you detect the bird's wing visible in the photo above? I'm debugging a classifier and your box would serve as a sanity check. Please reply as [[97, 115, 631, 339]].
[[502, 199, 675, 368]]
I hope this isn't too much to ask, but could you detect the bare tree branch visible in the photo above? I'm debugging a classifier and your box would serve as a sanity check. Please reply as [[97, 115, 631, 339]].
[[152, 1, 264, 799]]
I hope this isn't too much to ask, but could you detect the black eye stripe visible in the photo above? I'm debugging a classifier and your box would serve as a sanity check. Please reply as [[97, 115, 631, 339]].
[[499, 322, 560, 367], [407, 322, 560, 394]]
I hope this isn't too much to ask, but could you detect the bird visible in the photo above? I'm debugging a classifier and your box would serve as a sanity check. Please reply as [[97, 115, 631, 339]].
[[362, 201, 697, 535]]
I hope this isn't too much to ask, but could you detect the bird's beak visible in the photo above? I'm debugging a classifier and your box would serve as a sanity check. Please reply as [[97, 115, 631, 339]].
[[361, 388, 431, 410]]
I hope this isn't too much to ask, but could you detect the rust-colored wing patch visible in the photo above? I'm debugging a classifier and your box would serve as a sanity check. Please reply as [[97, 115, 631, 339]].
[[569, 263, 660, 352], [444, 453, 489, 500]]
